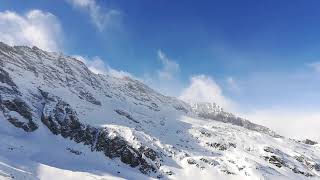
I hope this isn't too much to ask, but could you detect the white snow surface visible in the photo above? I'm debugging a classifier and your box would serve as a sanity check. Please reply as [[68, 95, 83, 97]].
[[0, 42, 319, 180]]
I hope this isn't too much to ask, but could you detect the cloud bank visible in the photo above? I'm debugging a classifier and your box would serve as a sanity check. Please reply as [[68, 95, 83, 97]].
[[73, 55, 133, 79], [179, 75, 235, 110], [67, 0, 121, 31], [241, 108, 320, 142], [157, 50, 180, 80], [0, 10, 63, 51]]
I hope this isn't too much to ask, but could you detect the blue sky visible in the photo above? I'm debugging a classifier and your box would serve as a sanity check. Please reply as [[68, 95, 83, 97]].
[[1, 0, 320, 140]]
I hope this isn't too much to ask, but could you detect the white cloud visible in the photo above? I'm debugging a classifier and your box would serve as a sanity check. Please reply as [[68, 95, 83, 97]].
[[73, 55, 133, 78], [177, 72, 320, 142], [157, 50, 180, 80], [140, 50, 183, 96], [67, 0, 120, 31], [226, 76, 240, 92], [307, 61, 320, 72], [0, 10, 63, 52], [179, 75, 235, 110], [241, 108, 320, 142]]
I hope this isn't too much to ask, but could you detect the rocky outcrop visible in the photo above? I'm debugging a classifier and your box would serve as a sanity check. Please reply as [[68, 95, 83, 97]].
[[0, 67, 16, 87], [191, 102, 281, 138], [303, 139, 318, 145], [0, 97, 38, 132], [40, 91, 160, 175], [263, 155, 285, 168], [114, 109, 139, 123], [263, 146, 317, 177], [0, 67, 38, 132], [78, 89, 101, 106], [206, 142, 236, 151]]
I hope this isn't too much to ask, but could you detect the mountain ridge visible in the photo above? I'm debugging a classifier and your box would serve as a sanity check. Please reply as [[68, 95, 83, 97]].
[[0, 42, 319, 180]]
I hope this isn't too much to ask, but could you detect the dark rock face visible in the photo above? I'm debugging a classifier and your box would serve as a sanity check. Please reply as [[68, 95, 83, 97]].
[[0, 97, 38, 132], [263, 155, 285, 168], [264, 147, 317, 177], [0, 67, 38, 132], [0, 67, 20, 95], [221, 169, 236, 175], [303, 139, 318, 145], [173, 104, 189, 114], [40, 92, 159, 175], [0, 67, 16, 87], [114, 109, 139, 123], [186, 157, 220, 171], [314, 163, 320, 171], [78, 89, 101, 106], [187, 158, 196, 165], [2, 98, 33, 121], [264, 147, 278, 154], [206, 142, 236, 151], [199, 129, 212, 137], [291, 167, 313, 177], [66, 148, 82, 155], [139, 146, 159, 161], [200, 157, 219, 166], [294, 155, 320, 172]]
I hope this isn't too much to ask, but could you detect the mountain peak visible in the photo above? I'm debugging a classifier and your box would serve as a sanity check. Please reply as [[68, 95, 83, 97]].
[[0, 42, 319, 179]]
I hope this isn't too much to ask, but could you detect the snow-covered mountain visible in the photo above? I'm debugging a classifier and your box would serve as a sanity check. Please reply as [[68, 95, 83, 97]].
[[0, 42, 319, 180]]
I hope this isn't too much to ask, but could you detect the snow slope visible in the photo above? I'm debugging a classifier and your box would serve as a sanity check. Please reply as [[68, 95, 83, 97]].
[[0, 42, 319, 180]]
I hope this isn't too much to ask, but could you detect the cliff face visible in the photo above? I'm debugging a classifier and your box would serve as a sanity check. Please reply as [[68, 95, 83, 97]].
[[0, 42, 319, 179]]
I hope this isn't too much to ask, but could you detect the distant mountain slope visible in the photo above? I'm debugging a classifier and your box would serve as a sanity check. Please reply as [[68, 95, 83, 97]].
[[0, 42, 319, 179]]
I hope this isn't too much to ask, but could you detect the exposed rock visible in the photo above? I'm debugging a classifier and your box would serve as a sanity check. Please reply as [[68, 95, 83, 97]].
[[78, 89, 101, 106], [41, 92, 159, 175], [66, 148, 82, 155], [0, 97, 38, 132], [187, 158, 197, 165], [264, 146, 277, 154], [173, 104, 189, 114], [2, 98, 33, 121], [294, 155, 320, 172], [228, 143, 237, 148], [263, 155, 286, 168], [291, 167, 313, 177], [114, 109, 139, 123], [0, 67, 16, 87], [139, 146, 159, 161], [303, 139, 318, 145], [206, 142, 236, 151], [200, 157, 219, 166], [199, 129, 212, 137], [221, 169, 236, 175], [263, 148, 318, 177], [165, 171, 174, 176], [191, 102, 281, 138], [314, 163, 320, 171]]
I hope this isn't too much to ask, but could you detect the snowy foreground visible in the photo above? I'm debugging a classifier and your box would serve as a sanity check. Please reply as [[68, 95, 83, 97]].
[[0, 42, 319, 180]]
